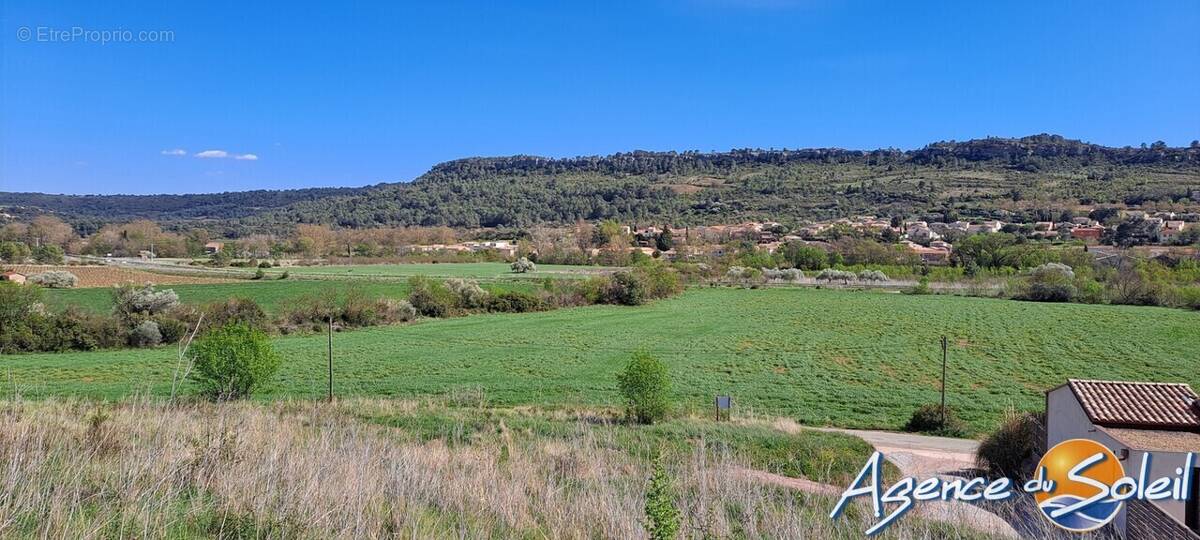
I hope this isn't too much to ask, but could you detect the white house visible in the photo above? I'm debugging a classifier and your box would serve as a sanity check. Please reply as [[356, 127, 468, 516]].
[[1046, 379, 1200, 538]]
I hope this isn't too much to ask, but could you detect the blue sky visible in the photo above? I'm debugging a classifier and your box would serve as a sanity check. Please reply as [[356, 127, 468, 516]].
[[2, 0, 1197, 195]]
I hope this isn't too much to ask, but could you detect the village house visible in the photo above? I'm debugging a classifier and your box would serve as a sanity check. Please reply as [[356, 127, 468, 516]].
[[204, 241, 224, 255], [1, 270, 27, 285], [1071, 225, 1106, 242], [905, 222, 941, 244], [968, 220, 1004, 234], [1161, 221, 1191, 243], [901, 240, 950, 264], [796, 223, 830, 238], [1045, 379, 1200, 538]]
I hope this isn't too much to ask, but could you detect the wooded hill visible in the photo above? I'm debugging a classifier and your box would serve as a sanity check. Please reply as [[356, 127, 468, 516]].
[[4, 134, 1199, 236]]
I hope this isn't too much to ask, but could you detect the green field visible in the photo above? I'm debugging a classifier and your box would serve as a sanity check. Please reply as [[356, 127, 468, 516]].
[[262, 262, 614, 279], [10, 287, 1199, 432], [40, 279, 536, 315]]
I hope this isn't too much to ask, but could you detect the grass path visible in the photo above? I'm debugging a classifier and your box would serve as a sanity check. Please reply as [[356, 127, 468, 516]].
[[8, 288, 1199, 432]]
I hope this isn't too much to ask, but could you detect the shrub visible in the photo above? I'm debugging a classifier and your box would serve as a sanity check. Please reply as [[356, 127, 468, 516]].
[[976, 409, 1042, 479], [599, 271, 647, 306], [153, 315, 190, 344], [32, 244, 65, 264], [257, 261, 273, 269], [857, 270, 888, 282], [375, 298, 417, 322], [27, 270, 78, 288], [511, 257, 537, 273], [643, 454, 681, 540], [112, 284, 179, 319], [815, 269, 856, 284], [486, 291, 543, 313], [1025, 262, 1076, 302], [129, 320, 162, 347], [903, 404, 968, 437], [407, 276, 455, 318], [763, 268, 803, 282], [1179, 286, 1200, 310], [637, 264, 683, 299], [204, 297, 269, 332], [725, 266, 750, 280], [339, 289, 381, 326], [278, 271, 289, 280], [189, 323, 281, 401], [278, 291, 337, 333], [445, 278, 490, 309], [617, 352, 671, 424], [903, 277, 932, 295], [252, 269, 266, 280]]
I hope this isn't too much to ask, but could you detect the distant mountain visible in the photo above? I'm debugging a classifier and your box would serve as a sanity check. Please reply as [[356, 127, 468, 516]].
[[0, 187, 366, 234], [4, 135, 1199, 236]]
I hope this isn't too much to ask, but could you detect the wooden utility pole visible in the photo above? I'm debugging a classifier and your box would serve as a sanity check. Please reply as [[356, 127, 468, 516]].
[[940, 335, 949, 428], [327, 315, 334, 402]]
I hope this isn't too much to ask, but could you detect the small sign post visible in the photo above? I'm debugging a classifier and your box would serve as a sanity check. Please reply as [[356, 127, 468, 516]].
[[715, 395, 732, 421]]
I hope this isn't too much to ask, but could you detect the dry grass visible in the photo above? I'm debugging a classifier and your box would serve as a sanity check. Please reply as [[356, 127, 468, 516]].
[[8, 265, 232, 288], [0, 398, 1005, 539]]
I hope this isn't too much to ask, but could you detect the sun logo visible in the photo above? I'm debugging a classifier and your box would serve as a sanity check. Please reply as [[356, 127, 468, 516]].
[[1034, 439, 1125, 532]]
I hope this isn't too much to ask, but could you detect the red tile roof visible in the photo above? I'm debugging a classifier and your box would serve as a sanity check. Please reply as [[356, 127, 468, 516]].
[[1067, 379, 1200, 430]]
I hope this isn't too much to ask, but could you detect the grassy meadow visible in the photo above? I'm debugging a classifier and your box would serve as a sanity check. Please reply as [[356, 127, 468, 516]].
[[10, 287, 1199, 432]]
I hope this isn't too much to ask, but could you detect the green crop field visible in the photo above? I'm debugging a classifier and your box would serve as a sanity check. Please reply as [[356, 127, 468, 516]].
[[262, 262, 614, 279], [40, 279, 536, 315], [8, 288, 1199, 432]]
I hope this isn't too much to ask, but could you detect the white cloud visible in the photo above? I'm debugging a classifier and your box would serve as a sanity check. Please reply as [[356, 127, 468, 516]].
[[234, 153, 258, 161], [161, 148, 187, 156], [195, 150, 229, 158]]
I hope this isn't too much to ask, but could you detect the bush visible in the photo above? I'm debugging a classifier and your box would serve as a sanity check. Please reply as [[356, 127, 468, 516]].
[[976, 409, 1041, 479], [599, 271, 647, 306], [637, 264, 683, 299], [252, 269, 266, 280], [762, 268, 803, 282], [153, 315, 190, 344], [445, 278, 490, 309], [816, 269, 856, 284], [857, 269, 888, 282], [278, 271, 289, 280], [617, 352, 671, 424], [486, 291, 544, 313], [407, 276, 455, 318], [643, 454, 681, 540], [1025, 262, 1076, 302], [903, 277, 933, 295], [112, 284, 179, 319], [903, 404, 968, 437], [32, 244, 65, 264], [257, 261, 273, 268], [588, 266, 682, 307], [203, 297, 269, 332], [511, 257, 537, 273], [375, 298, 417, 322], [27, 270, 78, 288], [129, 320, 162, 347], [189, 323, 281, 401], [339, 289, 382, 326]]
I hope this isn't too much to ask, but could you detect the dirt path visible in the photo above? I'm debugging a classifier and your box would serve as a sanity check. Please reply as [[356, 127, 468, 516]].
[[738, 423, 1021, 538], [818, 427, 980, 477]]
